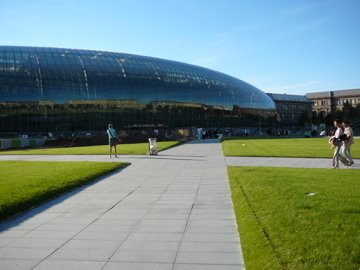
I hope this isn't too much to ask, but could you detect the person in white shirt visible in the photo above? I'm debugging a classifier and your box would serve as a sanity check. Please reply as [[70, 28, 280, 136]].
[[331, 119, 348, 168], [341, 120, 354, 165]]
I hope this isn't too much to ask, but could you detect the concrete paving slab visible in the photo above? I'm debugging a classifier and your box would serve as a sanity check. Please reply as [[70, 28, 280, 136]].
[[134, 225, 186, 233], [0, 229, 30, 238], [138, 219, 187, 227], [126, 233, 183, 242], [21, 230, 77, 240], [33, 260, 105, 270], [188, 219, 237, 227], [144, 214, 190, 220], [73, 231, 129, 241], [47, 215, 99, 225], [35, 223, 87, 232], [49, 248, 115, 261], [179, 242, 241, 253], [0, 259, 40, 270], [6, 238, 67, 249], [0, 238, 15, 248], [182, 233, 240, 243], [173, 264, 243, 270], [118, 240, 181, 251], [102, 262, 173, 270], [185, 225, 238, 234], [175, 251, 243, 265], [60, 239, 120, 250], [0, 247, 56, 260], [83, 224, 134, 233], [91, 218, 140, 226], [110, 250, 178, 263]]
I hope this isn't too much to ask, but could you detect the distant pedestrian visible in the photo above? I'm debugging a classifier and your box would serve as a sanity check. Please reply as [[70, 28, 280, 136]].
[[107, 123, 120, 158], [197, 127, 203, 141], [202, 128, 206, 141], [330, 119, 348, 168], [341, 120, 354, 165]]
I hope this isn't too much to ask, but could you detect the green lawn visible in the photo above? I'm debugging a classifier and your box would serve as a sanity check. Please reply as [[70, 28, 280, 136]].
[[0, 161, 127, 220], [0, 141, 181, 155], [222, 137, 360, 158], [228, 166, 360, 270]]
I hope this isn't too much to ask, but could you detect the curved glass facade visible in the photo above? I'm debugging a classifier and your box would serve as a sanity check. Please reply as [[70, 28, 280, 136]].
[[0, 46, 275, 133]]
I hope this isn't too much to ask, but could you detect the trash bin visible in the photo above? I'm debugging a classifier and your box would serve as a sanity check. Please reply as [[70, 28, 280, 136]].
[[148, 138, 158, 155]]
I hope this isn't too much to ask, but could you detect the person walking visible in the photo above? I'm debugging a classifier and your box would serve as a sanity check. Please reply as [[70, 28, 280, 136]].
[[342, 120, 354, 165], [197, 127, 203, 141], [331, 119, 348, 168], [107, 123, 120, 158]]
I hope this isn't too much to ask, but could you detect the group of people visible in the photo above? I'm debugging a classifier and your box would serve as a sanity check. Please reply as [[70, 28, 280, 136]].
[[330, 119, 354, 168], [107, 121, 355, 166]]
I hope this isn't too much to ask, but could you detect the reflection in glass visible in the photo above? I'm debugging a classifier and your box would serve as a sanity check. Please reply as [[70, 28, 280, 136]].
[[0, 46, 276, 133]]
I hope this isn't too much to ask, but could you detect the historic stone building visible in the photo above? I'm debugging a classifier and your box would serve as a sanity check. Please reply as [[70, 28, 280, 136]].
[[306, 89, 360, 114], [266, 93, 312, 126]]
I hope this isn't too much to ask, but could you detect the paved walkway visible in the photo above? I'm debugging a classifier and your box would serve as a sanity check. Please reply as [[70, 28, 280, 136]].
[[0, 140, 244, 270], [0, 140, 358, 270]]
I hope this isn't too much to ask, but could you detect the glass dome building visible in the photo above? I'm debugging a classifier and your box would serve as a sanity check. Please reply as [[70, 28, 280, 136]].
[[0, 46, 275, 135]]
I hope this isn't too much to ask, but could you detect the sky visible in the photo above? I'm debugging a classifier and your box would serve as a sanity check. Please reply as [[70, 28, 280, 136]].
[[1, 0, 359, 95]]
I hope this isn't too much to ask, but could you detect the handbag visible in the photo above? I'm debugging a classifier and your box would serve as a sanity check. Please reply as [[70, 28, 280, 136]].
[[339, 134, 348, 141]]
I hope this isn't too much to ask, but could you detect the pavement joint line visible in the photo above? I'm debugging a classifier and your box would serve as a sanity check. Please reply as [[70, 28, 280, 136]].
[[171, 182, 200, 269]]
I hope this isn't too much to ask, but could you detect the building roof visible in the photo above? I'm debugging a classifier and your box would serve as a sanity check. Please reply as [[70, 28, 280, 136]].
[[267, 93, 311, 102], [0, 45, 276, 111], [306, 89, 360, 99], [333, 89, 360, 97], [306, 92, 331, 99]]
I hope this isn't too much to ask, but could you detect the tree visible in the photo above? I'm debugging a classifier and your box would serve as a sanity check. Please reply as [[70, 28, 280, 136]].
[[298, 110, 310, 126], [318, 111, 325, 124], [342, 101, 352, 120], [311, 111, 317, 125], [348, 106, 357, 121], [334, 109, 344, 120], [355, 104, 360, 120], [325, 112, 334, 127]]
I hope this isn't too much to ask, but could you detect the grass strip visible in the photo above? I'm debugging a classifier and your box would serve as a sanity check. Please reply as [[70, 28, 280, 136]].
[[0, 161, 127, 220], [222, 137, 359, 158], [228, 166, 360, 270], [0, 141, 181, 155]]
